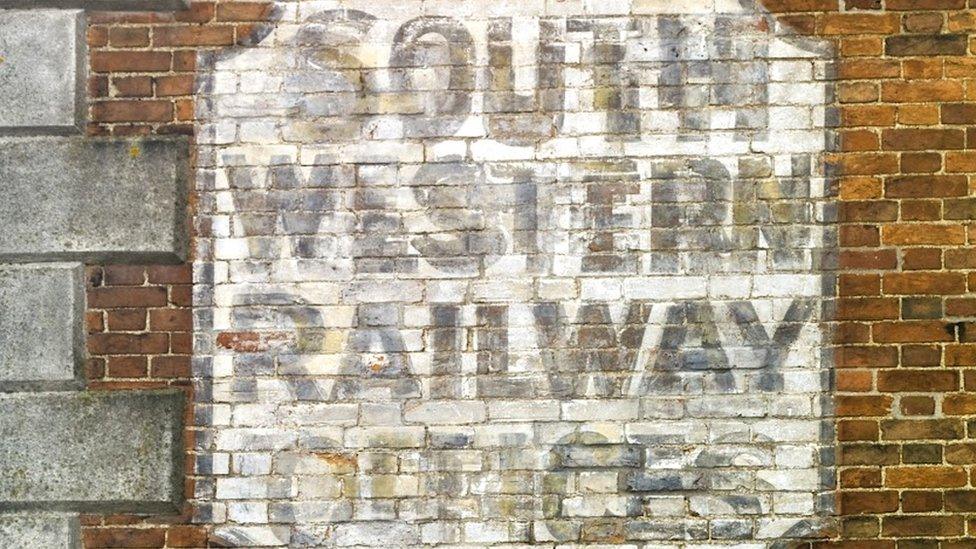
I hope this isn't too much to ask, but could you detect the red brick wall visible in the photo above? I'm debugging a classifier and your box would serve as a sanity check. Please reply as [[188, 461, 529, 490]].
[[83, 0, 976, 546], [759, 0, 976, 546]]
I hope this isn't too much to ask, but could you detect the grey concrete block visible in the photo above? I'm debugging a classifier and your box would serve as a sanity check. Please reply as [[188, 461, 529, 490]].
[[0, 10, 85, 133], [0, 0, 187, 9], [0, 514, 79, 549], [0, 390, 184, 512], [0, 263, 84, 391], [0, 137, 189, 263]]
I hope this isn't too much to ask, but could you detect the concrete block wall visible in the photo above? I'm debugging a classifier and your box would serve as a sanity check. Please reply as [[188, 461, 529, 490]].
[[0, 0, 190, 547], [15, 0, 976, 547]]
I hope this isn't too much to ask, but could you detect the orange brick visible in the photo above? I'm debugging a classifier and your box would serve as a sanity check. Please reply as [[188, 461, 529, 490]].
[[216, 1, 275, 21], [882, 420, 965, 441], [882, 224, 967, 245], [885, 175, 967, 197], [881, 129, 966, 151], [883, 272, 966, 294], [944, 394, 976, 415], [873, 321, 955, 343], [841, 37, 884, 57], [837, 369, 874, 391], [821, 13, 900, 35], [897, 104, 940, 125], [841, 105, 896, 126], [836, 395, 894, 416], [881, 80, 965, 103]]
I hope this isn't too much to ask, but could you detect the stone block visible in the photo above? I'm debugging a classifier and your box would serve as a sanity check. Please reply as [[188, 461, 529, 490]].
[[0, 514, 79, 549], [0, 390, 184, 512], [0, 263, 84, 390], [0, 137, 189, 263], [0, 0, 187, 9], [0, 10, 85, 133]]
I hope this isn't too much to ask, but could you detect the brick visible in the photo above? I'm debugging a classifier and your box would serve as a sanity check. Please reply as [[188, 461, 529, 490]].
[[903, 13, 945, 34], [836, 395, 893, 416], [902, 296, 943, 319], [839, 201, 898, 222], [89, 333, 169, 355], [882, 420, 965, 441], [147, 264, 192, 284], [89, 287, 168, 309], [84, 528, 166, 548], [112, 76, 153, 97], [885, 175, 968, 197], [151, 355, 191, 378], [840, 491, 899, 514], [91, 51, 171, 72], [215, 1, 274, 21], [839, 419, 880, 441], [837, 369, 873, 391], [883, 272, 966, 294], [901, 396, 936, 416], [836, 345, 898, 368], [900, 153, 942, 173], [874, 321, 955, 343], [886, 34, 968, 56], [93, 101, 174, 123], [881, 224, 967, 245], [901, 249, 942, 271], [839, 444, 900, 465], [155, 74, 196, 96], [881, 129, 966, 151], [841, 468, 882, 489], [167, 526, 208, 547], [820, 13, 900, 35], [839, 250, 897, 270], [881, 81, 965, 103], [946, 443, 976, 463], [106, 309, 148, 331], [836, 329, 872, 349], [840, 225, 880, 247], [899, 200, 942, 221], [877, 370, 959, 392], [902, 491, 943, 512], [886, 0, 964, 8], [149, 308, 192, 331], [838, 59, 901, 79], [944, 394, 976, 415], [108, 27, 150, 47], [902, 344, 942, 366], [836, 298, 899, 320], [882, 516, 965, 537], [102, 265, 147, 286], [942, 103, 976, 124], [153, 26, 234, 46]]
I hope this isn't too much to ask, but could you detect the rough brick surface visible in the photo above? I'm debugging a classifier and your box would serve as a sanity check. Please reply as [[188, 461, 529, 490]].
[[75, 0, 976, 547], [187, 0, 834, 546]]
